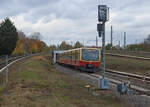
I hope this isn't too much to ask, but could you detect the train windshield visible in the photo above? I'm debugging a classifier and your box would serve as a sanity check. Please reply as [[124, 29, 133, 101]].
[[82, 49, 99, 61]]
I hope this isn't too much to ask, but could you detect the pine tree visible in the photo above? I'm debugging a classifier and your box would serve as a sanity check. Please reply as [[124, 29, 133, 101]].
[[0, 18, 18, 55]]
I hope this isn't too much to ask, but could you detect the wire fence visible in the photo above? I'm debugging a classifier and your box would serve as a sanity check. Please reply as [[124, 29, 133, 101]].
[[0, 55, 8, 87], [0, 52, 48, 88], [0, 55, 18, 87], [0, 69, 7, 87]]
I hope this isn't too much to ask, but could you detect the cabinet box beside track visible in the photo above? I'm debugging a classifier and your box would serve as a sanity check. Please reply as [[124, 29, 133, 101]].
[[53, 47, 101, 72]]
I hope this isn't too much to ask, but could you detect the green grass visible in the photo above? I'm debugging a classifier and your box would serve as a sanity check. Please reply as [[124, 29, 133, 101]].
[[106, 55, 150, 76], [0, 55, 126, 107]]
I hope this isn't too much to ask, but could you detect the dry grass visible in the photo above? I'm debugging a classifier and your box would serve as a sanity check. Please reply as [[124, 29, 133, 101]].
[[106, 55, 150, 76], [0, 55, 126, 107], [106, 50, 150, 58]]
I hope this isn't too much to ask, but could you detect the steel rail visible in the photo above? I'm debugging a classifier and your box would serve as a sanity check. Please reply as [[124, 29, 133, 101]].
[[0, 55, 32, 73], [88, 73, 150, 96], [0, 55, 27, 70], [0, 52, 47, 73], [106, 53, 150, 61], [105, 69, 150, 82]]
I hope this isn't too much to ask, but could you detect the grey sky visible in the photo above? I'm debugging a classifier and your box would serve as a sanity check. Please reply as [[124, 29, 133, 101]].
[[0, 0, 150, 46]]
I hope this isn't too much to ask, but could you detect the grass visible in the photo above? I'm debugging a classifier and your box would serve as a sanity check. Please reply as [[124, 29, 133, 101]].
[[106, 55, 150, 76], [0, 55, 126, 107], [106, 50, 150, 58]]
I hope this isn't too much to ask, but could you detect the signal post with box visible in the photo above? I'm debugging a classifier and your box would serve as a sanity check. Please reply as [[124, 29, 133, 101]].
[[97, 5, 110, 89]]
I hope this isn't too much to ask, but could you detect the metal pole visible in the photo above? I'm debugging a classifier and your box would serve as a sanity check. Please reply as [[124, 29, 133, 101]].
[[83, 39, 84, 47], [111, 25, 113, 50], [96, 36, 98, 47], [97, 5, 109, 89], [124, 32, 126, 50], [102, 23, 105, 78], [119, 41, 120, 47]]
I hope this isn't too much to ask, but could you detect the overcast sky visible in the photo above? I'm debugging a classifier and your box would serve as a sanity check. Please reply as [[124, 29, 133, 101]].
[[0, 0, 150, 46]]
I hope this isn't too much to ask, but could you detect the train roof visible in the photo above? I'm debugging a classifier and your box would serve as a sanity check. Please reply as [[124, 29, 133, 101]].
[[53, 50, 64, 54], [59, 47, 101, 53]]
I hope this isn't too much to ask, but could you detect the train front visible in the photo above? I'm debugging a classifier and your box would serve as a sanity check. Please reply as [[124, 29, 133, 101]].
[[80, 48, 101, 72]]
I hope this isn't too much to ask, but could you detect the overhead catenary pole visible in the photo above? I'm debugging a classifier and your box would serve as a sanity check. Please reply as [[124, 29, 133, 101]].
[[124, 32, 126, 50], [96, 36, 98, 47], [83, 39, 84, 47], [118, 41, 120, 47], [111, 25, 113, 49]]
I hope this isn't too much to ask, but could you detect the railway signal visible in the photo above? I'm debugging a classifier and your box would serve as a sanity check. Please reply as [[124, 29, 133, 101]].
[[97, 5, 110, 89], [97, 23, 104, 37], [98, 5, 109, 22]]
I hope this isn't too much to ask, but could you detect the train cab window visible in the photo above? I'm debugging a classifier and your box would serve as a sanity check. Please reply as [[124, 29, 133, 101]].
[[82, 49, 99, 61]]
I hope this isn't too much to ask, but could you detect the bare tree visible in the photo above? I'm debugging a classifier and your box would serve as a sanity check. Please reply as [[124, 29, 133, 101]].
[[29, 32, 42, 40]]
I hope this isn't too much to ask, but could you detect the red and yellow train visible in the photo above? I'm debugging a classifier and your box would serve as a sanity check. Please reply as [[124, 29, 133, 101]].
[[55, 47, 101, 72]]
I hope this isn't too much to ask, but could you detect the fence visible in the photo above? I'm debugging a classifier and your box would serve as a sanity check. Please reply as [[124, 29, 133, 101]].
[[0, 52, 48, 87]]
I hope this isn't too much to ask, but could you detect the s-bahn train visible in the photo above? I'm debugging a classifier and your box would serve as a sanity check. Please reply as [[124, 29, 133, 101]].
[[54, 47, 101, 72]]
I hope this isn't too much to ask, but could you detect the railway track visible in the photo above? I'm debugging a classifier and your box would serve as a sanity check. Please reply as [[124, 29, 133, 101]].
[[105, 69, 150, 82], [55, 64, 150, 107], [106, 53, 150, 61], [88, 73, 150, 96], [94, 69, 150, 95], [0, 52, 47, 72], [57, 64, 150, 95], [56, 64, 150, 96], [57, 63, 150, 95]]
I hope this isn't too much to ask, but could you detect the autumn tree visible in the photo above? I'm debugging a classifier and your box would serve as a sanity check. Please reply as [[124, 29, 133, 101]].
[[0, 18, 18, 55], [49, 45, 57, 50], [59, 41, 72, 50], [13, 31, 47, 55], [106, 43, 112, 50], [29, 32, 42, 40], [74, 41, 83, 48]]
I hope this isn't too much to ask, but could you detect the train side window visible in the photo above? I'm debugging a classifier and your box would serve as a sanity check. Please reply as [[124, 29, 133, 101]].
[[70, 51, 72, 60], [67, 52, 69, 59], [63, 53, 65, 59], [63, 53, 64, 58], [71, 51, 72, 60], [64, 52, 66, 59], [68, 52, 70, 60], [65, 52, 68, 59], [61, 53, 63, 58], [72, 51, 75, 60], [75, 50, 78, 60]]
